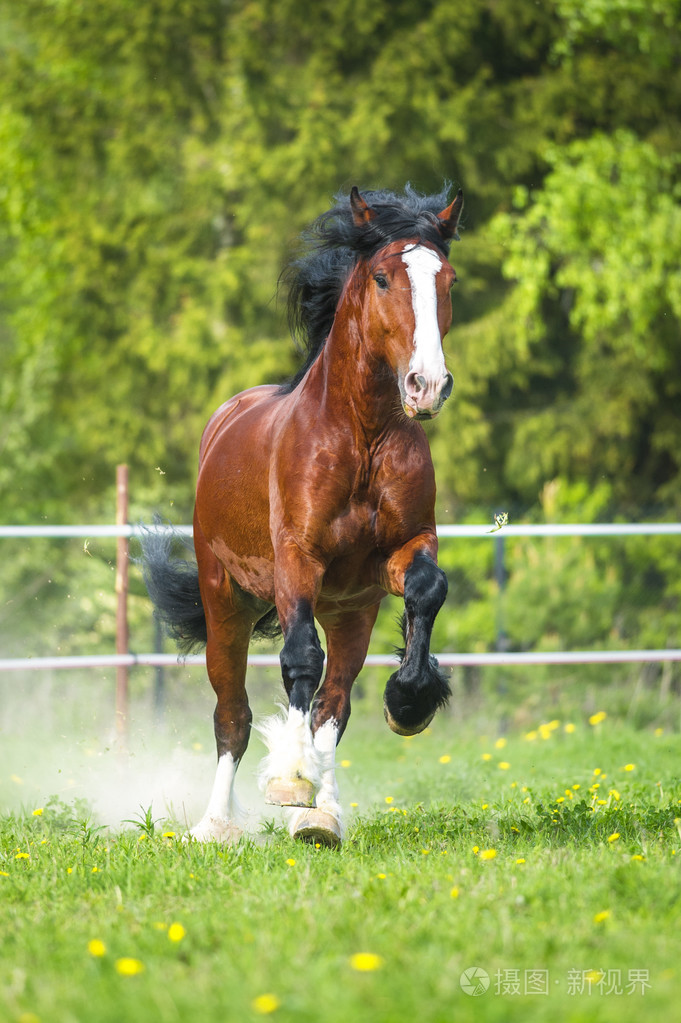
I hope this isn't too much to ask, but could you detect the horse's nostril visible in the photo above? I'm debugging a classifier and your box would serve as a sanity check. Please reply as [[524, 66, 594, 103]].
[[415, 374, 427, 391], [441, 372, 454, 401]]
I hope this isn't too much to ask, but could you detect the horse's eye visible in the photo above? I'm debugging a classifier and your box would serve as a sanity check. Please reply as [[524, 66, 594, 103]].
[[374, 274, 389, 290]]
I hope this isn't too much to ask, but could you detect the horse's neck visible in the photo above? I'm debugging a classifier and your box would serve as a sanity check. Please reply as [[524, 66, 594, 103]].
[[313, 309, 400, 440]]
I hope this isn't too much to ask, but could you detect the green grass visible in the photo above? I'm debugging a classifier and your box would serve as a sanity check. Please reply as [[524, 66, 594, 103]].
[[2, 693, 681, 1023]]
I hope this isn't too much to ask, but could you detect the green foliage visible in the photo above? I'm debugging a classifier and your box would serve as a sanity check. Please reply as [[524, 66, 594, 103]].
[[490, 132, 681, 509], [0, 0, 680, 668]]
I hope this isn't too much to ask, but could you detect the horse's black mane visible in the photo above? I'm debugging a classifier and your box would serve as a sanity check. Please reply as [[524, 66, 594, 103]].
[[280, 183, 455, 392]]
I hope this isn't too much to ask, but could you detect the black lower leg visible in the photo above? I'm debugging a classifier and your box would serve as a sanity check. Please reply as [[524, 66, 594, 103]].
[[280, 601, 325, 713], [384, 553, 451, 734]]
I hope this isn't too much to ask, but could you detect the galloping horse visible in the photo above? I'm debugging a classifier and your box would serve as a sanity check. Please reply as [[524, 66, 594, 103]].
[[141, 184, 464, 847]]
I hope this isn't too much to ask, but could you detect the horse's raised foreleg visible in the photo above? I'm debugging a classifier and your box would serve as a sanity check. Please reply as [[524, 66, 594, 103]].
[[288, 604, 381, 847], [382, 548, 451, 736]]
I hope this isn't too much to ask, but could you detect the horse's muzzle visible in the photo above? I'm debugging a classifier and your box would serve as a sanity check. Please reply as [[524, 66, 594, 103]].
[[401, 370, 454, 419]]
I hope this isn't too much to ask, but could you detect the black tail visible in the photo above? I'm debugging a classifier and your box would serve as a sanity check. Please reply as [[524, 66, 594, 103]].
[[137, 521, 283, 652], [138, 524, 207, 654]]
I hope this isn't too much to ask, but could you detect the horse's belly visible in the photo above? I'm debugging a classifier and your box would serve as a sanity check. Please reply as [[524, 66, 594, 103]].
[[210, 536, 275, 603]]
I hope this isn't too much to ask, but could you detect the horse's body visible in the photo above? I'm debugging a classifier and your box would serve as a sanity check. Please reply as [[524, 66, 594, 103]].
[[142, 185, 463, 846]]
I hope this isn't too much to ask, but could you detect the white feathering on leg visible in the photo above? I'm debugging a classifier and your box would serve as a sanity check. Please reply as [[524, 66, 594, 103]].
[[256, 706, 328, 794]]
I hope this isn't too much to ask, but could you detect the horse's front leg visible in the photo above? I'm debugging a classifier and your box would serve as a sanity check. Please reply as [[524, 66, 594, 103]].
[[288, 604, 381, 847], [258, 551, 326, 808], [382, 546, 451, 736]]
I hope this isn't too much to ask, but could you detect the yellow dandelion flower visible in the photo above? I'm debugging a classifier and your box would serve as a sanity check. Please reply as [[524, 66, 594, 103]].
[[88, 939, 106, 957], [589, 711, 607, 726], [523, 797, 531, 804], [631, 854, 644, 861], [609, 789, 621, 801], [115, 958, 145, 976], [285, 858, 296, 867], [350, 953, 383, 972], [384, 796, 394, 804], [516, 858, 526, 864], [479, 849, 497, 861], [252, 994, 281, 1015], [0, 871, 9, 877], [564, 722, 576, 734], [585, 969, 604, 984], [572, 783, 581, 790], [32, 808, 44, 817], [350, 802, 358, 808], [162, 831, 176, 839], [593, 910, 611, 924], [450, 886, 459, 898], [340, 760, 351, 768], [472, 846, 479, 854], [376, 873, 387, 880], [623, 763, 636, 772], [439, 754, 451, 764], [498, 761, 510, 770], [168, 923, 186, 942], [556, 797, 565, 804], [421, 849, 430, 855], [524, 730, 538, 741], [15, 852, 29, 860], [494, 737, 507, 749], [654, 727, 664, 737], [607, 832, 620, 843], [482, 753, 492, 761]]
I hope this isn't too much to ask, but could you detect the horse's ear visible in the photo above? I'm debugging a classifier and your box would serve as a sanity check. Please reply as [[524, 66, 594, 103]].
[[437, 188, 464, 240], [350, 186, 377, 226]]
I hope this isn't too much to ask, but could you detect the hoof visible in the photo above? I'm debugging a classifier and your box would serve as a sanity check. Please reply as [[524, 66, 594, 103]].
[[186, 816, 243, 845], [383, 702, 435, 736], [292, 809, 341, 848], [265, 777, 315, 807]]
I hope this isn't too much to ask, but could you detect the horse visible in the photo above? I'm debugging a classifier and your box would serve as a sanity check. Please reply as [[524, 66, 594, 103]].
[[141, 183, 464, 847]]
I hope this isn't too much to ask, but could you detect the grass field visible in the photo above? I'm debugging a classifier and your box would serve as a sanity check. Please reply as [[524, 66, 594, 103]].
[[1, 671, 680, 1023]]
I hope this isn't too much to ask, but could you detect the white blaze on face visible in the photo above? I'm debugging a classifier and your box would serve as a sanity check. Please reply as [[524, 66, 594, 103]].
[[401, 245, 447, 385]]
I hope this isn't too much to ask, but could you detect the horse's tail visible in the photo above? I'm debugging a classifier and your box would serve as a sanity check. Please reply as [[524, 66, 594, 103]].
[[138, 523, 207, 654]]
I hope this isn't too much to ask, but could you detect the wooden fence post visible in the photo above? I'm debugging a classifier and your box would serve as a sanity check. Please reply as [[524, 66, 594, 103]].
[[115, 464, 129, 741]]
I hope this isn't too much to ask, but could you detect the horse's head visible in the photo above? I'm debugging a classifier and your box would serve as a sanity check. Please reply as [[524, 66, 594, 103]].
[[351, 187, 463, 421]]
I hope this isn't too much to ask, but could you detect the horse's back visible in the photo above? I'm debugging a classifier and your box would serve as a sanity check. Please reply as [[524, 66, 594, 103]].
[[199, 384, 281, 464]]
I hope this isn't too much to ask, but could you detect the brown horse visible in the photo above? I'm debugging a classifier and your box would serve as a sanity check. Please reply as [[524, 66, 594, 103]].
[[142, 184, 463, 846]]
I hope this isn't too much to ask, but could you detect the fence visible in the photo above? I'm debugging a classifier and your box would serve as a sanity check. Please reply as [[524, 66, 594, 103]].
[[2, 467, 681, 735]]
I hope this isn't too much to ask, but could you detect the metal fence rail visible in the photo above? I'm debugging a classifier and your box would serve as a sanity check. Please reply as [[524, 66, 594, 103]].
[[1, 519, 680, 674], [0, 519, 674, 679], [1, 649, 681, 673], [2, 523, 681, 539]]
